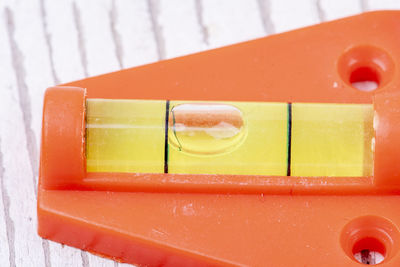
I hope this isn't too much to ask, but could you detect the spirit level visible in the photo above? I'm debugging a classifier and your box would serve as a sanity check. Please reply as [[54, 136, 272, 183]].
[[38, 11, 400, 266]]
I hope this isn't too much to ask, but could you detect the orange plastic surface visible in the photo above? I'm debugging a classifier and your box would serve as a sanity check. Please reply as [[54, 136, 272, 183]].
[[374, 91, 400, 187], [40, 87, 86, 189], [38, 11, 400, 266]]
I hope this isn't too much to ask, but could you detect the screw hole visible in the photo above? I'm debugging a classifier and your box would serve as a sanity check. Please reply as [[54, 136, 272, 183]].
[[350, 67, 379, 92], [337, 45, 395, 93], [353, 237, 385, 265], [341, 216, 400, 266]]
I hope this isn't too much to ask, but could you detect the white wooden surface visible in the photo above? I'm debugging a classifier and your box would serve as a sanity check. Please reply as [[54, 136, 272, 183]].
[[0, 0, 399, 266]]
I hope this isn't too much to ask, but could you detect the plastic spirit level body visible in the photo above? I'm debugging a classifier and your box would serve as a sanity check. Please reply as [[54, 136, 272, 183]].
[[38, 11, 400, 266]]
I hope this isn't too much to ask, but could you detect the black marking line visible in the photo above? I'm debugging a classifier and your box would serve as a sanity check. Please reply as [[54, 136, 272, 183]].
[[164, 100, 170, 173], [287, 103, 292, 176]]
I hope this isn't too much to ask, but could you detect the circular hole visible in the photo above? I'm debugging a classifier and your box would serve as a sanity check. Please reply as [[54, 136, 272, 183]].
[[350, 67, 379, 92], [337, 45, 395, 92], [341, 216, 400, 265], [353, 237, 385, 265]]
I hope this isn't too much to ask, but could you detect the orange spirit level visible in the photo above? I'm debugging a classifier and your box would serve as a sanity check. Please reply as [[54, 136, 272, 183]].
[[38, 11, 400, 266]]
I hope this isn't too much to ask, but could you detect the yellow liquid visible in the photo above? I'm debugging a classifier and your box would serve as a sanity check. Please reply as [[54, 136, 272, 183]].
[[86, 99, 374, 177], [86, 99, 165, 173], [291, 103, 373, 177], [167, 101, 288, 175]]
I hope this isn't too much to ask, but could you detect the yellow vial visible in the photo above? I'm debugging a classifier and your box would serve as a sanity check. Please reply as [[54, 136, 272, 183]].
[[86, 99, 374, 177]]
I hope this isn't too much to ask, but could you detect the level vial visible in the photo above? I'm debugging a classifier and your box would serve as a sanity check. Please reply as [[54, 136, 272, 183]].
[[86, 99, 374, 177]]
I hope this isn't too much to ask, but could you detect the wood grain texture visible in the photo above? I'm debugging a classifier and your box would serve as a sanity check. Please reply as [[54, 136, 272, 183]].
[[0, 0, 397, 266]]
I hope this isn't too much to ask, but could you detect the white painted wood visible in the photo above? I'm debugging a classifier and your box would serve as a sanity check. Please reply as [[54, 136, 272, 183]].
[[0, 176, 10, 266], [0, 65, 43, 267], [73, 0, 120, 76], [158, 0, 205, 58], [0, 1, 399, 266], [367, 0, 400, 10], [0, 3, 46, 266], [42, 0, 85, 83], [318, 0, 362, 21], [114, 0, 158, 67], [0, 17, 13, 267], [4, 0, 53, 159], [270, 0, 320, 32], [201, 0, 265, 48]]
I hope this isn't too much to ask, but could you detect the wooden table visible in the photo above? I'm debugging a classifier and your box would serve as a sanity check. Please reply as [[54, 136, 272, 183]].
[[0, 0, 399, 266]]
